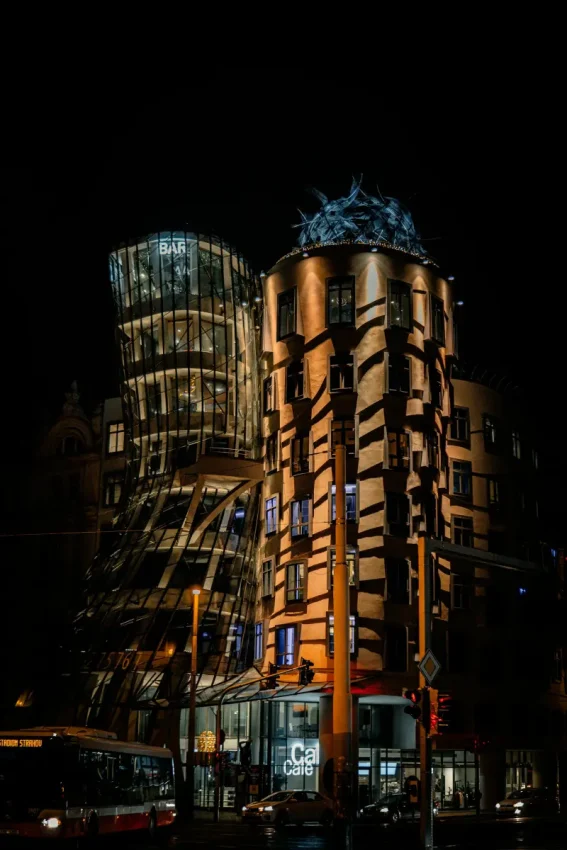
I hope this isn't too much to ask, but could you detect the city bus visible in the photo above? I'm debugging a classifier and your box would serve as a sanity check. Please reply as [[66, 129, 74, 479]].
[[0, 726, 176, 840]]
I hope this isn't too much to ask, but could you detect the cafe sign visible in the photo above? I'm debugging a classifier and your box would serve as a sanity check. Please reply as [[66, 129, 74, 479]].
[[283, 742, 319, 777]]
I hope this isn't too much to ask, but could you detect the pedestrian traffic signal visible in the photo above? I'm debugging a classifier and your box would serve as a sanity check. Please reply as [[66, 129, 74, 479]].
[[299, 658, 315, 685], [403, 689, 422, 720], [260, 662, 279, 690], [429, 688, 440, 736]]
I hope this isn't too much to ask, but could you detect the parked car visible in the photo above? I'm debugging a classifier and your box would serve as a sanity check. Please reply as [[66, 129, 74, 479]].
[[359, 793, 439, 824], [242, 790, 333, 826], [495, 788, 558, 817]]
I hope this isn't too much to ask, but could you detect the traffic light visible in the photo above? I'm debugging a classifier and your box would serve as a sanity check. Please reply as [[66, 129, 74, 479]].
[[437, 692, 452, 732], [429, 688, 440, 736], [260, 662, 279, 690], [299, 658, 315, 685], [403, 689, 422, 720]]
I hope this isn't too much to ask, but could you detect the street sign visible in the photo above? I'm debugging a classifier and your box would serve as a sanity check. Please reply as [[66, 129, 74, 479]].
[[418, 649, 441, 686]]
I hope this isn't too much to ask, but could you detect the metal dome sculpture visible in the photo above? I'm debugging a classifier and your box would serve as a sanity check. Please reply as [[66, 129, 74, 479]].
[[296, 178, 427, 256]]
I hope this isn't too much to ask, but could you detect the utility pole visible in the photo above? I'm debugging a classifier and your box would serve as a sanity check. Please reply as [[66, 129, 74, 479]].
[[187, 588, 200, 818], [333, 443, 352, 843], [418, 536, 433, 849]]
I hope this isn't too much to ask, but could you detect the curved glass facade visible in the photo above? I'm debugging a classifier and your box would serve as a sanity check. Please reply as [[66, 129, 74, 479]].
[[76, 232, 262, 741]]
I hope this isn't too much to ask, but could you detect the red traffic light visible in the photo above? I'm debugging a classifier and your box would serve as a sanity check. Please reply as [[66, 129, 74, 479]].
[[403, 689, 422, 720]]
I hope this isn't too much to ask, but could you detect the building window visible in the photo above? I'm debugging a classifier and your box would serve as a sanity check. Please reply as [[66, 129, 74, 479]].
[[388, 279, 412, 330], [430, 294, 445, 345], [451, 407, 469, 441], [286, 360, 304, 402], [426, 431, 440, 468], [328, 275, 355, 325], [388, 354, 410, 395], [263, 376, 275, 414], [487, 478, 500, 506], [384, 624, 407, 672], [148, 440, 161, 474], [386, 559, 410, 604], [254, 623, 263, 660], [266, 433, 278, 474], [286, 561, 306, 603], [331, 483, 357, 522], [328, 547, 358, 588], [59, 436, 82, 456], [290, 498, 311, 539], [483, 415, 498, 449], [329, 354, 355, 392], [451, 575, 470, 609], [262, 559, 274, 597], [107, 422, 125, 454], [328, 614, 356, 656], [452, 516, 474, 547], [265, 496, 278, 536], [512, 430, 521, 459], [331, 419, 356, 456], [146, 383, 161, 417], [104, 472, 124, 507], [291, 433, 310, 475], [386, 492, 410, 537], [277, 289, 296, 339], [387, 430, 411, 469], [430, 368, 442, 409], [452, 461, 472, 498], [275, 625, 296, 666]]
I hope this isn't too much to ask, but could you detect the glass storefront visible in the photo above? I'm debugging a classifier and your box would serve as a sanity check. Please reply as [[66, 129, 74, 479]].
[[505, 751, 534, 794], [271, 702, 319, 792]]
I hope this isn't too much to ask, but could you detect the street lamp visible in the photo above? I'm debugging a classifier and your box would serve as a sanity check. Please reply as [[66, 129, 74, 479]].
[[187, 588, 201, 818]]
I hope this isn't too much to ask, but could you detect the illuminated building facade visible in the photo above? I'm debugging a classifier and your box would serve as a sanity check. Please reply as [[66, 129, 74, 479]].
[[63, 233, 262, 780]]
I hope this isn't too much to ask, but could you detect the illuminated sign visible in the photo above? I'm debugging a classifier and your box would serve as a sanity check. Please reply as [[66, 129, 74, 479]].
[[159, 241, 187, 256], [0, 738, 43, 748], [283, 742, 318, 777]]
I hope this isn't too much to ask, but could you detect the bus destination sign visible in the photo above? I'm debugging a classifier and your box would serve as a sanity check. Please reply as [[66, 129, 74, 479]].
[[0, 738, 43, 748]]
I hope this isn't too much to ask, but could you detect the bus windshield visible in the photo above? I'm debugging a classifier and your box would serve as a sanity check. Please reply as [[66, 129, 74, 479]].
[[0, 739, 65, 821]]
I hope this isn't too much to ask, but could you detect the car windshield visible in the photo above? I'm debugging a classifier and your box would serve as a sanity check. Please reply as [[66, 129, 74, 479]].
[[262, 792, 291, 802]]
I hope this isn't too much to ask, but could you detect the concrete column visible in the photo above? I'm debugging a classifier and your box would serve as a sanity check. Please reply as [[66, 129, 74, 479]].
[[479, 750, 505, 809], [531, 750, 557, 791]]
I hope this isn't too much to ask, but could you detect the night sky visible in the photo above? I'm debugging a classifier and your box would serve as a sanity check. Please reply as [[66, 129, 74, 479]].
[[2, 77, 564, 539]]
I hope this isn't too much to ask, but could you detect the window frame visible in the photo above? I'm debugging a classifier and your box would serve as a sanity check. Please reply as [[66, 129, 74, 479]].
[[286, 359, 305, 402], [330, 418, 357, 458], [262, 558, 274, 597], [264, 494, 279, 537], [285, 560, 307, 603], [430, 368, 443, 410], [386, 429, 412, 470], [275, 624, 297, 667], [450, 407, 470, 442], [452, 515, 474, 548], [291, 432, 311, 475], [328, 546, 359, 589], [103, 471, 124, 507], [327, 275, 355, 326], [328, 353, 356, 393], [387, 278, 413, 331], [327, 612, 357, 658], [385, 491, 411, 538], [386, 352, 411, 395], [487, 477, 500, 507], [330, 482, 359, 523], [107, 421, 125, 454], [511, 430, 521, 460], [277, 288, 297, 340], [263, 376, 276, 414], [483, 414, 499, 450], [430, 294, 446, 345], [451, 574, 471, 610], [254, 622, 264, 661], [452, 460, 472, 499], [290, 497, 312, 539]]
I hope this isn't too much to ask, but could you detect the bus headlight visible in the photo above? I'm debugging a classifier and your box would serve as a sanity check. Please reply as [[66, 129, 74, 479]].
[[42, 818, 62, 829]]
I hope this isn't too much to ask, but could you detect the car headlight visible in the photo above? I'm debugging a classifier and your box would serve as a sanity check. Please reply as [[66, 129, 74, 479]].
[[264, 806, 273, 812], [380, 807, 389, 813], [242, 806, 247, 812], [495, 803, 500, 809], [514, 801, 524, 808], [42, 818, 62, 829]]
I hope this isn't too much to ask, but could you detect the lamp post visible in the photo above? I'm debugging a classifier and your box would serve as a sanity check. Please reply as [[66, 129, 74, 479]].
[[187, 587, 200, 818]]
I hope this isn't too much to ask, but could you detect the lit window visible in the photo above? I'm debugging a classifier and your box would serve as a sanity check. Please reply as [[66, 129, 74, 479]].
[[254, 623, 263, 660], [146, 383, 161, 417], [451, 407, 469, 442], [104, 472, 124, 507], [286, 360, 304, 402], [388, 279, 412, 330], [286, 561, 306, 603], [328, 614, 356, 656], [452, 516, 474, 547], [452, 461, 472, 498], [388, 354, 410, 395], [275, 625, 296, 666], [328, 276, 355, 325], [331, 484, 357, 522], [107, 422, 125, 454], [330, 420, 356, 456], [387, 430, 410, 469], [386, 559, 410, 604], [278, 289, 296, 339], [386, 492, 410, 537], [290, 499, 311, 539], [291, 433, 310, 475], [430, 294, 445, 345], [328, 547, 358, 588], [262, 559, 274, 597], [329, 354, 355, 392], [512, 430, 521, 460], [265, 496, 278, 536]]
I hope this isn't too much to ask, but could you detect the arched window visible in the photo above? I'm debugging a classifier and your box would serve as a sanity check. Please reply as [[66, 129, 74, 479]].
[[59, 435, 83, 456]]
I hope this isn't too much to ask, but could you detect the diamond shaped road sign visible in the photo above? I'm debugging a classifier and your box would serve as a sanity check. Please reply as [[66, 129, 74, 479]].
[[418, 649, 441, 686]]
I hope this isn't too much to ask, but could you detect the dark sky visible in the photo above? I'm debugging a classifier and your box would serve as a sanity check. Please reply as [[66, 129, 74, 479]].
[[2, 75, 564, 537]]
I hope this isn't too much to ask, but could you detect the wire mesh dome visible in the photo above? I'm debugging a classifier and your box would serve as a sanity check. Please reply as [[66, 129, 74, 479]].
[[296, 178, 427, 256]]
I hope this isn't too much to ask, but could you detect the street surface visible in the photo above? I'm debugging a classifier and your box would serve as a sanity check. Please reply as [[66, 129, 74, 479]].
[[98, 813, 567, 850]]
